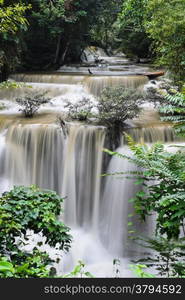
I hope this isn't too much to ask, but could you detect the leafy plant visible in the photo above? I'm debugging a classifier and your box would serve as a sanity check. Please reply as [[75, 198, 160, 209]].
[[0, 259, 15, 278], [65, 97, 95, 121], [133, 237, 185, 278], [106, 136, 185, 239], [63, 260, 94, 278], [97, 86, 144, 130], [16, 92, 51, 117], [105, 135, 185, 277], [159, 90, 185, 136], [0, 185, 72, 278], [0, 80, 29, 89], [0, 249, 53, 278], [0, 1, 30, 34], [144, 0, 185, 83], [130, 264, 155, 278]]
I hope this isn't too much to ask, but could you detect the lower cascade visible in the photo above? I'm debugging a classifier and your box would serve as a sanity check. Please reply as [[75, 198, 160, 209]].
[[0, 119, 180, 276], [0, 51, 182, 276]]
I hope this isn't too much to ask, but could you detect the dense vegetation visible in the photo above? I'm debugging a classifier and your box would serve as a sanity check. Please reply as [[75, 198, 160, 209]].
[[0, 185, 71, 277], [0, 0, 185, 82]]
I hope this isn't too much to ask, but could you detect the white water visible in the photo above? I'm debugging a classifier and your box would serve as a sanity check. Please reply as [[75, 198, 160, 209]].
[[0, 53, 179, 277]]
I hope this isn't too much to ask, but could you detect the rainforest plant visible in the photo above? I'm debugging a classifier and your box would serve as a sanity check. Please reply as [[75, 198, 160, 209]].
[[0, 185, 72, 278], [105, 136, 185, 277], [106, 137, 185, 239], [133, 237, 185, 278], [159, 89, 185, 136]]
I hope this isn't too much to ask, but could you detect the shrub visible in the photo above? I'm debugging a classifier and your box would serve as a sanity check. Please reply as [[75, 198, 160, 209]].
[[65, 97, 95, 121], [0, 185, 72, 278], [97, 86, 144, 130], [16, 91, 50, 117]]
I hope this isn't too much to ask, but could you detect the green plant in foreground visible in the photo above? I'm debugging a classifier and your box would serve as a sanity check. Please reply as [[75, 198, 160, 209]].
[[105, 136, 185, 239], [160, 90, 185, 136], [0, 249, 52, 278], [63, 261, 94, 278], [130, 264, 155, 278], [133, 237, 185, 278], [0, 185, 72, 278]]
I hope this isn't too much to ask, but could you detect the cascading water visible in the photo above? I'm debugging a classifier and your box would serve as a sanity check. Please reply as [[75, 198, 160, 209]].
[[0, 54, 182, 277], [10, 73, 148, 97]]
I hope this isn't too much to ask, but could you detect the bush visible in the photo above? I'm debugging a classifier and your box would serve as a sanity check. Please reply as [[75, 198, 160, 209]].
[[0, 185, 72, 278], [0, 250, 53, 278], [16, 91, 51, 117], [65, 97, 95, 121], [97, 86, 144, 130]]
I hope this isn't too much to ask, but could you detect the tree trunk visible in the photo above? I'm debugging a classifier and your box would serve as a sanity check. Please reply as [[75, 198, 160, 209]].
[[59, 42, 70, 66], [54, 35, 62, 65], [0, 64, 9, 82]]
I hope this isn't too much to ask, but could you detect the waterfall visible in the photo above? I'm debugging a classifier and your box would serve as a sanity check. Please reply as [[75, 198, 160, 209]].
[[100, 146, 138, 257], [0, 121, 180, 276], [1, 123, 106, 231], [3, 124, 64, 191], [84, 75, 148, 96], [61, 124, 106, 229], [9, 73, 148, 97], [0, 55, 183, 276]]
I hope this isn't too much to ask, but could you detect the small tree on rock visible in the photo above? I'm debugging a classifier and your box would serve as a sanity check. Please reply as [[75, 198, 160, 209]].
[[97, 86, 144, 130], [16, 91, 51, 117]]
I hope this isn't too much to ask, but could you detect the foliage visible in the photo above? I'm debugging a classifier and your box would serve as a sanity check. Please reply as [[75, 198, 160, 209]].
[[16, 91, 51, 117], [113, 258, 121, 278], [105, 137, 185, 239], [105, 134, 185, 277], [0, 249, 52, 278], [63, 260, 94, 278], [0, 185, 71, 254], [90, 0, 122, 51], [21, 0, 113, 70], [65, 97, 95, 121], [0, 185, 72, 278], [116, 0, 152, 59], [0, 102, 6, 110], [159, 90, 185, 136], [0, 80, 29, 89], [133, 237, 185, 278], [0, 0, 30, 34], [0, 1, 31, 81], [97, 86, 144, 130], [118, 0, 185, 81], [130, 263, 155, 278], [144, 0, 185, 83]]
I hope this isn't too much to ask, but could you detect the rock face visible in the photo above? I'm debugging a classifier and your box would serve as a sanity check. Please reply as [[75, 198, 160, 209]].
[[81, 46, 107, 63]]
